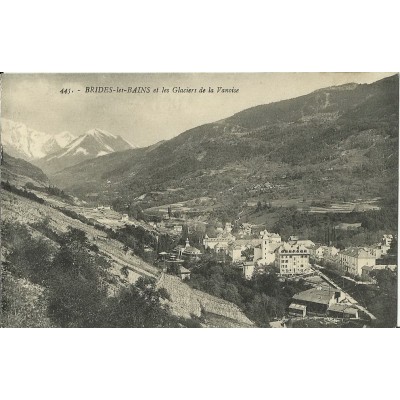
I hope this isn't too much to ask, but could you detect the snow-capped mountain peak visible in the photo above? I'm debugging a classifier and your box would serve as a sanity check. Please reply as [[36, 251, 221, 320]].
[[1, 118, 76, 160], [1, 118, 137, 173], [53, 131, 77, 148], [86, 128, 117, 139], [37, 127, 133, 173]]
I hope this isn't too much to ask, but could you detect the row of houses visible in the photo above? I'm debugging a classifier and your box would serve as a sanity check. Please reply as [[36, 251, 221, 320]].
[[204, 227, 316, 278], [312, 234, 395, 279]]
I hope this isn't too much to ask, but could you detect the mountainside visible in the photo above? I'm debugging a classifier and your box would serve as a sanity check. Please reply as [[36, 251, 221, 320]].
[[1, 118, 76, 160], [36, 128, 134, 173], [50, 75, 399, 212], [1, 152, 50, 187], [1, 186, 254, 328]]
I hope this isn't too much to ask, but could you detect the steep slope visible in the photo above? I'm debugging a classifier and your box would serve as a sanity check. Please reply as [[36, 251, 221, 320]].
[[50, 74, 399, 208], [1, 152, 50, 187], [36, 128, 133, 173], [1, 189, 255, 327], [1, 118, 76, 160]]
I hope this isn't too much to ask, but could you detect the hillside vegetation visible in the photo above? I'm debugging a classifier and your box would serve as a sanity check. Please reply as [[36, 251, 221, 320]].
[[50, 75, 398, 219]]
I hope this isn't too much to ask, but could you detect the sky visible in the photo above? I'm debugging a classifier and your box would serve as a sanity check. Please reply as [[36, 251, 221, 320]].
[[1, 72, 395, 147]]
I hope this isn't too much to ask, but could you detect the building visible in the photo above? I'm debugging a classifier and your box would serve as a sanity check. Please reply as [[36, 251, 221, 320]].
[[276, 242, 310, 275], [368, 244, 384, 260], [373, 264, 397, 272], [295, 239, 315, 248], [310, 245, 325, 260], [311, 245, 340, 260], [254, 230, 282, 265], [174, 238, 201, 259], [290, 286, 347, 316], [335, 222, 362, 231], [338, 248, 376, 276], [173, 225, 183, 233], [327, 303, 359, 319], [382, 234, 393, 247], [362, 263, 397, 282], [361, 265, 375, 282], [183, 238, 201, 257], [121, 214, 129, 222], [242, 262, 255, 280], [179, 266, 191, 280], [288, 303, 307, 318], [238, 223, 252, 236], [229, 244, 244, 262], [234, 261, 256, 280], [203, 231, 235, 251], [224, 222, 232, 233], [213, 242, 230, 254]]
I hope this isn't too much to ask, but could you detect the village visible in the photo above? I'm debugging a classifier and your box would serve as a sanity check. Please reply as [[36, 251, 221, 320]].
[[21, 184, 397, 327], [150, 218, 396, 325]]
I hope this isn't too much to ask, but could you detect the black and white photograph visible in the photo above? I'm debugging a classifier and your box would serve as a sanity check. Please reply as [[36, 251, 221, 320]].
[[1, 72, 398, 328]]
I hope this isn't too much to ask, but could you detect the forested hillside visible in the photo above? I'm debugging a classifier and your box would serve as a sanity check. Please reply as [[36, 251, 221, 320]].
[[49, 75, 398, 216]]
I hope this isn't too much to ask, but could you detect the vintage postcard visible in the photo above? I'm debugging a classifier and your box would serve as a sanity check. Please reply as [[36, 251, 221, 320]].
[[0, 72, 398, 328]]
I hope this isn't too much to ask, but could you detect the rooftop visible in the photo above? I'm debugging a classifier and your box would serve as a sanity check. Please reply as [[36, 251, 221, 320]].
[[278, 242, 310, 254], [293, 287, 340, 305], [289, 303, 307, 311], [180, 266, 191, 274], [327, 303, 358, 315], [339, 247, 375, 258]]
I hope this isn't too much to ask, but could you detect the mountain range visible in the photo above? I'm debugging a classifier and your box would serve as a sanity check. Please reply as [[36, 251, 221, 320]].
[[48, 74, 398, 214], [1, 119, 134, 172], [1, 118, 76, 160]]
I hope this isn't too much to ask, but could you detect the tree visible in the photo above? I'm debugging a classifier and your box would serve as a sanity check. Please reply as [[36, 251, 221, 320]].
[[104, 277, 178, 328], [47, 271, 107, 327]]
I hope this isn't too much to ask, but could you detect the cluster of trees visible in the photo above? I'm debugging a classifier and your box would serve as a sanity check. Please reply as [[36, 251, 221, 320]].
[[187, 254, 308, 327], [109, 225, 178, 262], [1, 222, 181, 328], [24, 182, 72, 201], [271, 206, 397, 246], [255, 200, 272, 212], [1, 180, 45, 204]]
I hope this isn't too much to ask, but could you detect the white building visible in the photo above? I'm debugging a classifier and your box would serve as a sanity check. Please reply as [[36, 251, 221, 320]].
[[338, 247, 376, 276], [382, 234, 393, 247], [229, 244, 244, 262], [311, 245, 340, 260], [276, 242, 310, 275], [203, 223, 236, 251], [254, 230, 282, 265], [121, 214, 129, 222], [243, 262, 255, 280]]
